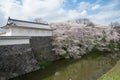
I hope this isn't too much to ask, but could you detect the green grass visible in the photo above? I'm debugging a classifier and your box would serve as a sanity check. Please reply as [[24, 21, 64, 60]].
[[39, 61, 51, 69], [98, 60, 120, 80]]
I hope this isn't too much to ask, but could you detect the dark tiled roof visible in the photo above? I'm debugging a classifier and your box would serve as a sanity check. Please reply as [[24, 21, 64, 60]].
[[2, 17, 52, 30], [7, 17, 48, 25]]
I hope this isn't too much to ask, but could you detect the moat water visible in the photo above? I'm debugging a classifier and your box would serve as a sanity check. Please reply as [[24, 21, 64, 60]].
[[10, 52, 120, 80]]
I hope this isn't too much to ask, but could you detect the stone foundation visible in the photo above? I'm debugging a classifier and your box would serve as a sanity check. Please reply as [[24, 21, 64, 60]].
[[0, 44, 40, 80], [30, 37, 59, 63], [0, 36, 59, 80]]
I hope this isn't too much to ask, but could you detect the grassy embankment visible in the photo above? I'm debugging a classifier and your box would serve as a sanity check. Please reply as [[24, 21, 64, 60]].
[[98, 59, 120, 80]]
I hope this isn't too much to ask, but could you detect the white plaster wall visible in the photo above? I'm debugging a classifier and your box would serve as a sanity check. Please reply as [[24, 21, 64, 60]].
[[0, 38, 29, 45], [14, 21, 51, 29], [0, 28, 12, 36], [6, 28, 12, 36], [0, 33, 7, 36], [11, 27, 52, 36]]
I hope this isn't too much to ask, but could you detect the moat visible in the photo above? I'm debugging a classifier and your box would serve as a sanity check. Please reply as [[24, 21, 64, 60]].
[[10, 52, 120, 80]]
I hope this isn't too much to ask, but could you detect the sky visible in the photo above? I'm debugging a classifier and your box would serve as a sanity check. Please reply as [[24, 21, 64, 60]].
[[0, 0, 120, 27]]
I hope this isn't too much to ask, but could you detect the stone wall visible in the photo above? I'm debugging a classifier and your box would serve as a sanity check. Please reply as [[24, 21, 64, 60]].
[[30, 37, 59, 63], [0, 36, 59, 80], [0, 44, 39, 80]]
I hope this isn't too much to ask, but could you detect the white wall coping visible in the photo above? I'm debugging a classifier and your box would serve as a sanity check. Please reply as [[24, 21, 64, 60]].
[[0, 36, 30, 46]]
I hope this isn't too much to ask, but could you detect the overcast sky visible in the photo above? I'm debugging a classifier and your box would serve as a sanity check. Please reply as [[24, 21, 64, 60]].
[[0, 0, 120, 27]]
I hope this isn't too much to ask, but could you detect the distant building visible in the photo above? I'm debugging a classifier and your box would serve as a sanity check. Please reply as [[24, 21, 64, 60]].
[[0, 17, 53, 36]]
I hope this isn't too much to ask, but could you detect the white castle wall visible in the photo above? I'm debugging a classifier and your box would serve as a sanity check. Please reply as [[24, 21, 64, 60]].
[[0, 36, 30, 45], [10, 27, 52, 36], [0, 27, 52, 36]]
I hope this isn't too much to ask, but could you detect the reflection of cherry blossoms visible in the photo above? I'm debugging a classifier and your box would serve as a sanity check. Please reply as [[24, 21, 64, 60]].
[[50, 22, 120, 59]]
